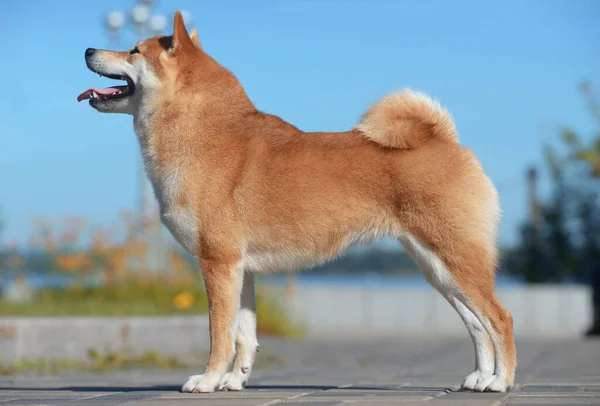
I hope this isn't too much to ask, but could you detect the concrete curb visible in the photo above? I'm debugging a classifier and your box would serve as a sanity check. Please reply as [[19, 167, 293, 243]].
[[0, 316, 210, 363], [281, 285, 592, 338]]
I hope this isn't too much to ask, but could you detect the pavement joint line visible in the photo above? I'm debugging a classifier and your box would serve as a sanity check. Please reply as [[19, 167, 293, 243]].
[[286, 392, 312, 400], [497, 383, 523, 406], [75, 393, 113, 401], [431, 388, 453, 399]]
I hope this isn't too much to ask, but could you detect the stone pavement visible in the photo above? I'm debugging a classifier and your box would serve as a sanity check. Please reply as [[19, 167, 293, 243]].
[[0, 337, 599, 405]]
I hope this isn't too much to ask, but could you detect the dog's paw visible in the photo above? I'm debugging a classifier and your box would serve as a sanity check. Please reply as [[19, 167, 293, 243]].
[[218, 372, 248, 391], [483, 376, 511, 393], [461, 370, 487, 390], [472, 374, 501, 392], [181, 373, 221, 393]]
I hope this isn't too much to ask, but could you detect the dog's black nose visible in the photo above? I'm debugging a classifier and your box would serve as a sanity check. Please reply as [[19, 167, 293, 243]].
[[85, 48, 96, 57]]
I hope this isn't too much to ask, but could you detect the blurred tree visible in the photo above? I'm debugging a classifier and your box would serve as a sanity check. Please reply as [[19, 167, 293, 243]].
[[561, 82, 600, 177], [560, 81, 600, 336], [502, 150, 573, 283], [504, 82, 600, 335], [542, 146, 578, 281], [504, 83, 599, 277], [503, 155, 572, 284]]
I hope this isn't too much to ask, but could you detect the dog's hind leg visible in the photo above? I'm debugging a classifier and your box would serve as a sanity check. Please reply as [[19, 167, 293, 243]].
[[447, 295, 495, 389], [218, 271, 259, 391], [453, 287, 516, 392], [399, 234, 515, 392]]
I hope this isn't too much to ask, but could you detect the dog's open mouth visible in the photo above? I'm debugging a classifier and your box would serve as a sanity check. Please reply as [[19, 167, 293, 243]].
[[77, 74, 135, 102]]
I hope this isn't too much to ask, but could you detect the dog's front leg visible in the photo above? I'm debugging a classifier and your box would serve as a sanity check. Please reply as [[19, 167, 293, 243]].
[[181, 257, 243, 393]]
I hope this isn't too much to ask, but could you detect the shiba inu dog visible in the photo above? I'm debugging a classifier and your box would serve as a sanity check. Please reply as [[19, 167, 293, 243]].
[[78, 11, 516, 393]]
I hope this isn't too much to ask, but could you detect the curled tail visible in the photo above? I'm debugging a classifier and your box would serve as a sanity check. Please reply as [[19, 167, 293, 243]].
[[355, 89, 459, 149]]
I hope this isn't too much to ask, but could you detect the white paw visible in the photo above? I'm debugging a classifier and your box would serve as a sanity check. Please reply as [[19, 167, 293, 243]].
[[473, 373, 497, 392], [218, 371, 248, 391], [461, 370, 487, 390], [181, 373, 221, 393], [483, 375, 510, 393]]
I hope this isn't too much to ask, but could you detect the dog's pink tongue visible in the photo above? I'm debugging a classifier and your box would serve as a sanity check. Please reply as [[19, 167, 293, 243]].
[[77, 87, 120, 102]]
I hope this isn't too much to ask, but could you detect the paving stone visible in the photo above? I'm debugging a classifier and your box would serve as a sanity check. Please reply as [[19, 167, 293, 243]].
[[430, 402, 503, 406], [508, 400, 600, 405], [4, 399, 83, 405], [279, 402, 343, 406], [306, 389, 442, 398], [303, 395, 435, 402], [70, 393, 158, 404], [347, 403, 430, 406], [160, 391, 307, 399], [521, 386, 581, 392], [439, 391, 510, 400], [132, 401, 273, 406], [516, 393, 600, 398]]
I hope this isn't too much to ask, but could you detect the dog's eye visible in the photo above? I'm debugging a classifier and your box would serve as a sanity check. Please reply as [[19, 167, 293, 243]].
[[130, 46, 140, 55]]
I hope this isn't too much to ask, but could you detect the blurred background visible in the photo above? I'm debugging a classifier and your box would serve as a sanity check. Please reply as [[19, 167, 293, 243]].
[[0, 0, 599, 372]]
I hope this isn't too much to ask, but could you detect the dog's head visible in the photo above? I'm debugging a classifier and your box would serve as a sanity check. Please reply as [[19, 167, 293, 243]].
[[78, 11, 201, 115]]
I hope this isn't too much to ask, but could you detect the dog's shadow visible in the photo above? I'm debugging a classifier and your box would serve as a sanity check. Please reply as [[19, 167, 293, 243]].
[[0, 384, 449, 393]]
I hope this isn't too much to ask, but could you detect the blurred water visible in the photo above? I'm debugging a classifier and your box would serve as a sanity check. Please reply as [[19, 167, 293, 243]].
[[257, 273, 524, 288], [0, 271, 524, 294], [0, 271, 101, 291]]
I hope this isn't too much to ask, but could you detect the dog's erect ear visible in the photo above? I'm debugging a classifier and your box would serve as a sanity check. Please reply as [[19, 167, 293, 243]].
[[172, 11, 194, 51], [189, 29, 202, 50]]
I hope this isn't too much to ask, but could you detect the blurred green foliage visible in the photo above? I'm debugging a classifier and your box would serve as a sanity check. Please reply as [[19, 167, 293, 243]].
[[0, 276, 304, 338], [504, 82, 600, 283], [0, 349, 185, 375]]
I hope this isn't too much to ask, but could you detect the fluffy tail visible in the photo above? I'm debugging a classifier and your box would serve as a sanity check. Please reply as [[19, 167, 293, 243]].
[[355, 89, 458, 149]]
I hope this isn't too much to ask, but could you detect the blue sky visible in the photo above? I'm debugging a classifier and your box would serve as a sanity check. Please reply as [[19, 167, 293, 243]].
[[0, 0, 598, 247]]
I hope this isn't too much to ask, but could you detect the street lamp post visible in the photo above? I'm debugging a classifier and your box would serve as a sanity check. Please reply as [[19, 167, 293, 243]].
[[102, 1, 191, 272]]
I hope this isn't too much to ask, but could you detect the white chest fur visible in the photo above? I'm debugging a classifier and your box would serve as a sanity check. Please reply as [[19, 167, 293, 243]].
[[160, 207, 198, 256], [135, 120, 199, 256], [146, 167, 199, 256]]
